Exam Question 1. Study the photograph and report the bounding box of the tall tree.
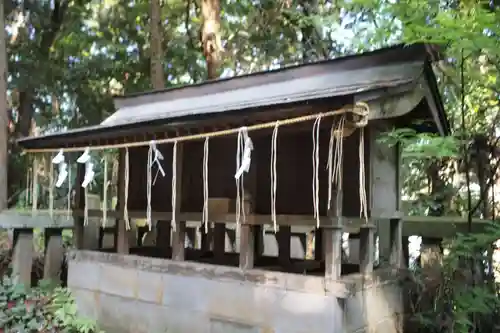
[0,0,7,211]
[201,0,222,79]
[150,0,165,89]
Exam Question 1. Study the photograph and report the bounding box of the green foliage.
[0,276,102,333]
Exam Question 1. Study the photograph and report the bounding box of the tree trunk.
[201,0,222,79]
[150,0,165,90]
[0,0,8,211]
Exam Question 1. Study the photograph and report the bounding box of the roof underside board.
[101,62,424,128]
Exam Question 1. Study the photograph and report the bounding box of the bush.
[0,276,102,333]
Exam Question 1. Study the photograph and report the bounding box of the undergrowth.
[406,221,500,333]
[0,277,102,333]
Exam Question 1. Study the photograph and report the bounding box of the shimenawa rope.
[312,115,322,227]
[270,121,279,232]
[171,141,178,231]
[202,137,209,233]
[124,148,130,230]
[23,103,369,154]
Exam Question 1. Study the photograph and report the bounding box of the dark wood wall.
[125,124,370,218]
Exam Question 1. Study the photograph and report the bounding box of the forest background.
[0,0,498,332]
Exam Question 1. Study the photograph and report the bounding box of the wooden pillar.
[43,228,64,283]
[239,224,255,270]
[171,143,185,261]
[12,228,34,286]
[369,122,401,264]
[186,226,196,248]
[277,225,291,267]
[116,149,129,254]
[172,222,186,260]
[389,218,403,268]
[324,225,343,280]
[359,225,375,275]
[314,228,323,260]
[213,223,226,259]
[402,236,410,267]
[201,224,213,253]
[73,163,85,249]
[325,133,344,280]
[156,220,171,257]
[254,225,264,260]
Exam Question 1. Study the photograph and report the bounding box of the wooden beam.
[0,208,492,238]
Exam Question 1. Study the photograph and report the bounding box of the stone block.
[71,287,99,319]
[210,318,259,333]
[99,264,138,298]
[68,261,101,290]
[136,270,163,304]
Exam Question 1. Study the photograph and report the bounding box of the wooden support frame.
[239,224,255,270]
[171,142,185,261]
[389,218,403,268]
[116,149,129,254]
[359,225,375,275]
[324,225,343,280]
[73,163,85,249]
[156,220,172,256]
[43,228,64,283]
[277,225,291,268]
[12,228,34,286]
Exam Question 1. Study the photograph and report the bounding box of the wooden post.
[389,218,403,268]
[43,228,64,283]
[254,225,264,259]
[171,143,185,261]
[369,122,401,265]
[186,226,196,248]
[12,228,34,286]
[277,225,291,268]
[325,134,344,280]
[213,223,226,259]
[314,227,323,260]
[402,236,409,267]
[116,149,129,254]
[73,163,85,249]
[172,222,186,261]
[156,220,172,257]
[239,224,254,270]
[359,225,375,275]
[324,225,343,280]
[201,224,213,253]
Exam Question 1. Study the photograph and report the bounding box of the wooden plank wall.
[125,125,369,218]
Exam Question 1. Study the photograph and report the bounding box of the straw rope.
[48,155,54,218]
[171,141,178,231]
[312,115,322,227]
[102,155,108,227]
[23,103,369,154]
[270,121,279,232]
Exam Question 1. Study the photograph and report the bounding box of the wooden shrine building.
[16,43,449,333]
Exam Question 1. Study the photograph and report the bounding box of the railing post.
[12,228,34,286]
[389,218,403,268]
[325,225,343,280]
[359,225,375,275]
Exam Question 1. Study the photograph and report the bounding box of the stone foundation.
[67,250,402,333]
